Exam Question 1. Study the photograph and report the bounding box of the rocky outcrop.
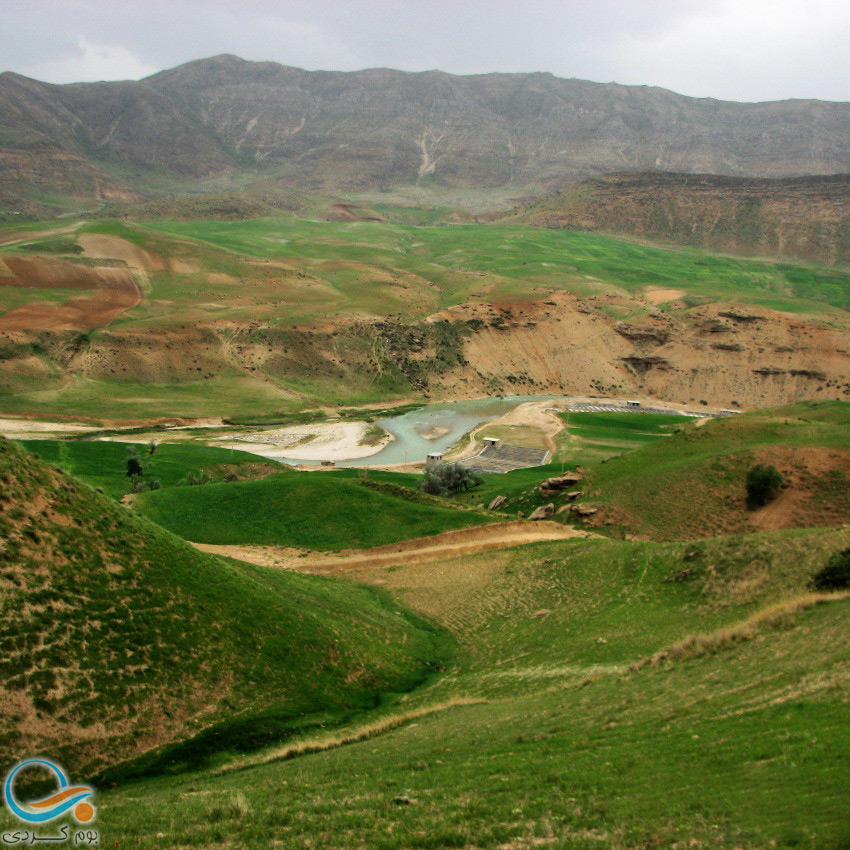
[540,474,582,492]
[528,503,555,521]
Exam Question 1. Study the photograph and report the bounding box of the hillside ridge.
[3,55,850,212]
[523,171,850,266]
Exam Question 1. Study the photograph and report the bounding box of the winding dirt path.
[192,520,592,574]
[0,222,86,247]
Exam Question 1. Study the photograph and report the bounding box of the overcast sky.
[2,0,848,102]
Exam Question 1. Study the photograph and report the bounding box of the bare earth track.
[193,520,592,573]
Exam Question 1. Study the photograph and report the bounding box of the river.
[285,394,553,467]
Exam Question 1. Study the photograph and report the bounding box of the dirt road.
[192,520,592,574]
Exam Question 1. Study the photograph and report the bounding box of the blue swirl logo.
[3,759,95,824]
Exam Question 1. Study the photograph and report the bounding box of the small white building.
[426,452,444,466]
[483,437,500,446]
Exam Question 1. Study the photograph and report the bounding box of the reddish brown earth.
[326,203,385,222]
[0,256,140,332]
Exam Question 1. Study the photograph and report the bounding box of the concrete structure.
[466,442,550,474]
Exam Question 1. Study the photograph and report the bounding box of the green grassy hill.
[3,214,850,421]
[0,439,447,777]
[133,469,496,550]
[48,519,850,848]
[579,401,850,539]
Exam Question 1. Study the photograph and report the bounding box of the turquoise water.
[284,395,554,467]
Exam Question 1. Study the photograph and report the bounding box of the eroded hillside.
[2,218,850,420]
[523,171,850,266]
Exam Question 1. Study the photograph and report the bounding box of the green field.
[559,410,688,464]
[21,438,282,499]
[6,216,849,329]
[134,470,496,550]
[142,216,850,315]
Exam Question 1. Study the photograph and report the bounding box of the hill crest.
[3,55,850,213]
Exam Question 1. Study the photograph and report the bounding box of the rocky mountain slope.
[523,171,850,266]
[2,54,850,212]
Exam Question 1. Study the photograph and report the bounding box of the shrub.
[184,470,213,486]
[811,548,850,590]
[420,463,483,497]
[745,463,783,508]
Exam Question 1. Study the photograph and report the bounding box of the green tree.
[126,446,145,479]
[745,463,783,508]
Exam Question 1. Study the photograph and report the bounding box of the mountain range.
[2,53,850,213]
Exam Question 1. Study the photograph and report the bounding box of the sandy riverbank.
[0,418,97,439]
[215,421,394,461]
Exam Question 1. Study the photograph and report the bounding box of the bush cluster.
[811,548,850,590]
[420,463,483,497]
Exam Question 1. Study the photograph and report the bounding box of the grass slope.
[582,401,850,539]
[134,470,496,549]
[3,215,850,421]
[51,521,850,848]
[146,217,850,315]
[0,439,446,777]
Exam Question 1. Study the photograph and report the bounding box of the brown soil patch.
[0,256,101,290]
[0,256,141,332]
[749,446,850,531]
[193,520,592,573]
[77,233,165,274]
[326,203,385,222]
[644,286,685,304]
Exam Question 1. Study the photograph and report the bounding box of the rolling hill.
[0,438,446,777]
[12,495,848,847]
[3,216,850,423]
[579,400,850,539]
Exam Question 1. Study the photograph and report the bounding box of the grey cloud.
[1,0,847,102]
